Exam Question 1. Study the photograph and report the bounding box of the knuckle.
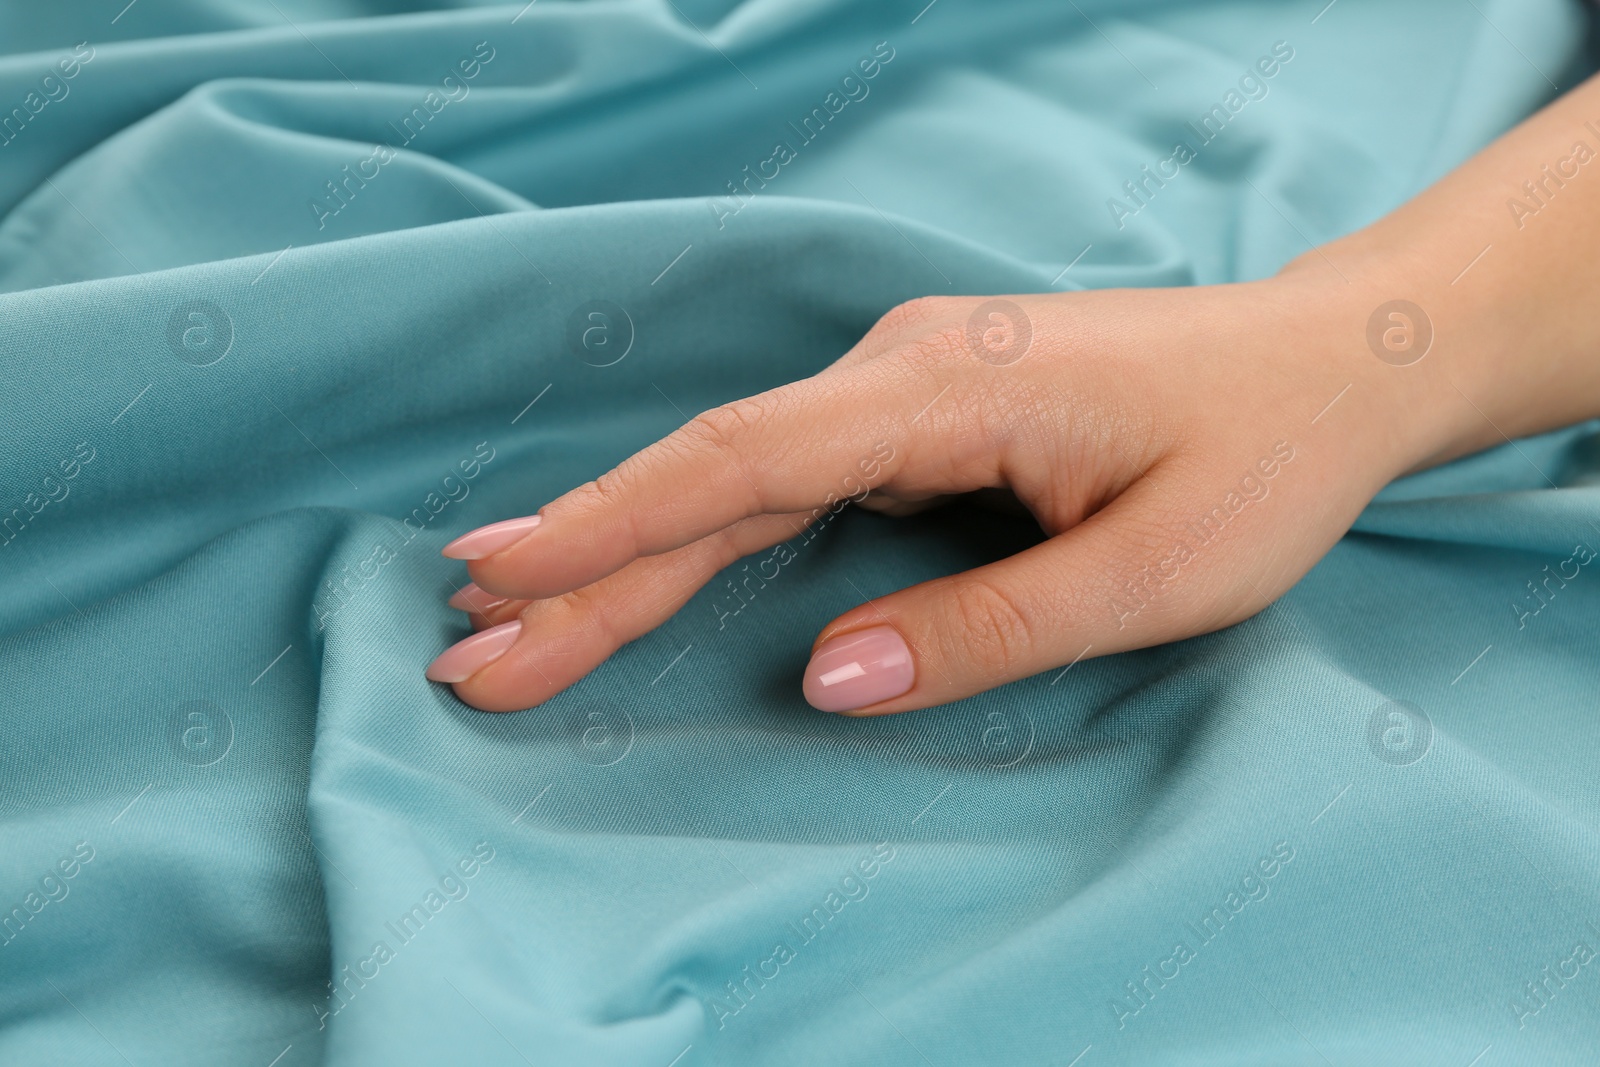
[683,396,767,455]
[566,585,623,650]
[711,521,760,568]
[562,468,645,555]
[871,295,947,338]
[576,467,631,517]
[678,397,771,509]
[533,584,622,653]
[945,577,1036,674]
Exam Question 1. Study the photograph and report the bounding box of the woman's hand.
[427,64,1600,714]
[426,266,1454,714]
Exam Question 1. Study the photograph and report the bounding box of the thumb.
[802,478,1228,714]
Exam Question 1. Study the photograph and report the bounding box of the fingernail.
[803,625,915,713]
[447,582,510,614]
[441,515,542,560]
[426,620,522,683]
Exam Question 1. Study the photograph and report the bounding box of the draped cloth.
[2,0,1598,1062]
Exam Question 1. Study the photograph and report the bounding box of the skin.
[440,69,1600,715]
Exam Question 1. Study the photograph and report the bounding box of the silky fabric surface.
[3,0,1599,1063]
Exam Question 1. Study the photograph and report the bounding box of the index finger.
[453,351,993,601]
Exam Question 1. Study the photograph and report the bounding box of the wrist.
[1270,217,1600,481]
[1266,251,1479,484]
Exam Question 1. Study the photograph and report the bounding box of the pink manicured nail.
[803,625,915,713]
[441,515,542,560]
[447,582,510,614]
[426,620,522,683]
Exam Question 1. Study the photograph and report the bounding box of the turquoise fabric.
[3,0,1599,1063]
